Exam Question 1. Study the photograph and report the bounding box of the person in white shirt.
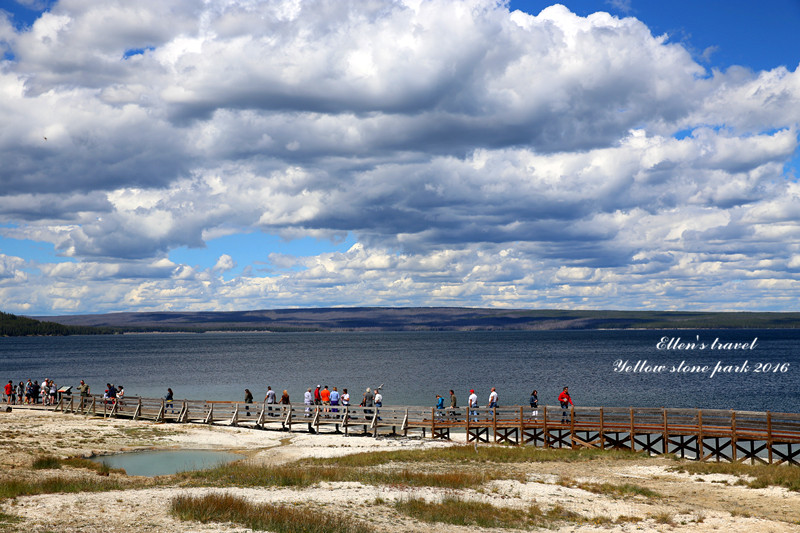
[488,387,498,408]
[468,389,478,421]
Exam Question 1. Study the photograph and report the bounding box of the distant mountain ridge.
[32,307,800,332]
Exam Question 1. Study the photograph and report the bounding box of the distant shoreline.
[27,307,800,334]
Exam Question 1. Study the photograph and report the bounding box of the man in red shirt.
[558,386,573,423]
[4,380,13,405]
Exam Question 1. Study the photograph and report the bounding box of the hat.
[470,389,474,393]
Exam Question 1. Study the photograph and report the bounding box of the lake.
[1,329,798,412]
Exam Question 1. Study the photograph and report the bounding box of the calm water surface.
[1,330,798,412]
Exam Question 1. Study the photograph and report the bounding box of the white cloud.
[0,0,798,314]
[213,253,235,272]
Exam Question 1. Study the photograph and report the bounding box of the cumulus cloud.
[0,0,798,314]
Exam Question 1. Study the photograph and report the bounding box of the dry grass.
[179,460,517,489]
[670,461,800,492]
[170,492,375,533]
[306,444,649,467]
[394,496,622,528]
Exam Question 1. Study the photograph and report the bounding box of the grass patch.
[394,497,614,528]
[670,461,800,492]
[0,476,127,500]
[305,445,649,468]
[170,492,374,533]
[0,511,21,527]
[30,455,124,475]
[577,482,661,499]
[179,460,515,489]
[31,455,62,470]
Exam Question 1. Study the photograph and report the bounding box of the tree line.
[0,311,119,336]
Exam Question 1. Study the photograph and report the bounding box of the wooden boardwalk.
[47,395,800,466]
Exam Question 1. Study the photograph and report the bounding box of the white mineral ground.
[1,407,799,532]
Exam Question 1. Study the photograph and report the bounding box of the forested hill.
[0,311,119,336]
[30,307,800,332]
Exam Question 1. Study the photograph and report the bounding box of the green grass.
[29,455,124,475]
[0,476,127,500]
[170,492,374,533]
[670,461,800,492]
[0,511,21,527]
[31,455,62,470]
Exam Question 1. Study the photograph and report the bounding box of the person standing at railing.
[374,387,383,420]
[77,380,90,408]
[468,389,478,421]
[330,387,340,413]
[436,394,444,409]
[488,387,498,409]
[530,390,539,418]
[49,380,57,406]
[321,385,331,415]
[244,388,253,416]
[313,385,322,405]
[165,388,174,413]
[304,388,313,417]
[559,386,573,423]
[116,385,125,406]
[265,386,276,416]
[341,388,350,406]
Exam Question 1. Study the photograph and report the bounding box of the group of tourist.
[247,384,385,411]
[3,378,59,406]
[5,378,575,423]
[435,386,574,422]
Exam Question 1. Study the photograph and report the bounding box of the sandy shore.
[1,407,799,532]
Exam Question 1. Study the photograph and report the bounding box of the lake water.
[1,329,798,413]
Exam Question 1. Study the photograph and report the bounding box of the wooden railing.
[47,394,800,465]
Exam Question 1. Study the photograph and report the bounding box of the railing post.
[230,403,239,426]
[570,406,576,449]
[543,405,549,448]
[431,407,436,439]
[599,407,605,450]
[493,407,498,443]
[519,406,524,447]
[730,410,737,463]
[629,408,635,452]
[663,408,669,456]
[767,411,773,464]
[697,409,704,461]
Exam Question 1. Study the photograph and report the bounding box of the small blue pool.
[90,449,241,476]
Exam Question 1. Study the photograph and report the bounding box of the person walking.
[304,388,314,417]
[265,386,276,416]
[488,387,498,409]
[468,389,478,421]
[558,386,573,423]
[4,380,13,405]
[530,389,539,417]
[165,388,174,413]
[244,388,253,416]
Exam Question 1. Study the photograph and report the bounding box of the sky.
[0,0,799,316]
